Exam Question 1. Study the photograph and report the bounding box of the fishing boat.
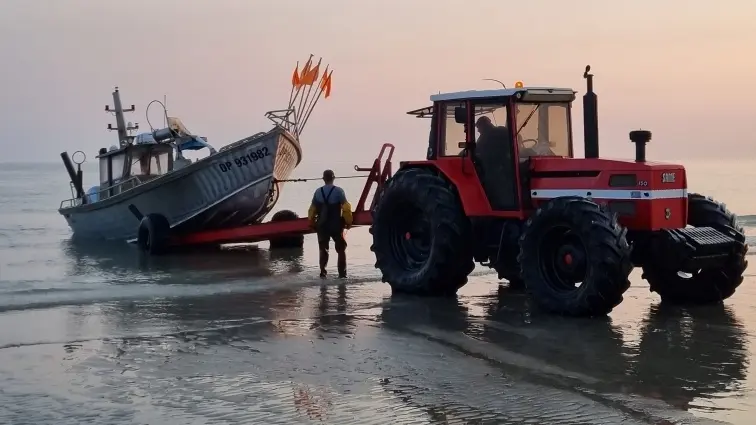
[59,55,334,243]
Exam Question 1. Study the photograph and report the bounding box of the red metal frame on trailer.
[173,143,395,247]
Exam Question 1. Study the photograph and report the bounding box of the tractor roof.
[430,87,575,102]
[407,87,577,117]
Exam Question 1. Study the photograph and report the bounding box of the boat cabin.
[95,142,174,200]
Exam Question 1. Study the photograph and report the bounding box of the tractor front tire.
[370,168,475,296]
[518,197,633,316]
[642,193,748,304]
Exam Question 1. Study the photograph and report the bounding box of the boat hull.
[59,127,301,242]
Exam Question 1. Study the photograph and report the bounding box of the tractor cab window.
[442,102,466,156]
[471,102,513,163]
[472,103,509,142]
[515,102,571,158]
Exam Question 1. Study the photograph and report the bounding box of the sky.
[1,0,755,172]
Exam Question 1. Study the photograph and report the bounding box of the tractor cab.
[407,84,577,211]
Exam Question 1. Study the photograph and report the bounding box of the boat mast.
[105,87,139,147]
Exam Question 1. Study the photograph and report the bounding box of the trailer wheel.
[642,193,748,304]
[268,209,305,249]
[137,213,171,255]
[370,168,475,296]
[518,197,633,316]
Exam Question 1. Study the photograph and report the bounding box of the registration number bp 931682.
[218,147,271,173]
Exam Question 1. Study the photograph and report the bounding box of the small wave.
[738,214,756,227]
[0,274,383,314]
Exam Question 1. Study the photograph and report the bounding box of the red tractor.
[369,65,748,317]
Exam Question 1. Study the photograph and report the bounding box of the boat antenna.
[482,78,507,88]
[145,99,169,133]
[105,86,139,146]
[163,94,167,128]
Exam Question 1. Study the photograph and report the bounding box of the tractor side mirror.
[454,107,467,124]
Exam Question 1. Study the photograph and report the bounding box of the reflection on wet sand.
[630,304,748,411]
[379,286,749,420]
[314,284,356,337]
[61,239,306,282]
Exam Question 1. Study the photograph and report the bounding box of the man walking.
[308,169,353,278]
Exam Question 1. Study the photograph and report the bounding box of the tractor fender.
[395,159,492,216]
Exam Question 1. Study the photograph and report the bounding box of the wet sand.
[0,234,753,424]
[2,162,756,424]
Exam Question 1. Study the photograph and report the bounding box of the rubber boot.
[319,248,329,278]
[337,250,347,278]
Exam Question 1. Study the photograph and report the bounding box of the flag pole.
[300,70,331,134]
[290,54,314,133]
[296,57,322,135]
[300,64,328,129]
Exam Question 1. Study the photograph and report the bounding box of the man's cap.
[323,169,335,180]
[476,116,492,126]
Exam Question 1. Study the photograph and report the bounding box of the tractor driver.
[473,115,517,208]
[474,116,513,163]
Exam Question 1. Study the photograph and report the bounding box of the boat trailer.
[134,143,395,254]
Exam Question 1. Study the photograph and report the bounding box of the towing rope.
[274,174,369,183]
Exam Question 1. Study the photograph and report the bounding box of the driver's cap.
[476,116,492,126]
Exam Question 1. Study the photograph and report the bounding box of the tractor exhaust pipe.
[582,65,599,159]
[629,130,651,162]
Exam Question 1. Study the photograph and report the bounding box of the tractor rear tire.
[370,168,475,296]
[518,197,633,316]
[642,193,748,304]
[268,209,305,249]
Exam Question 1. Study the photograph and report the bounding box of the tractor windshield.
[515,102,571,158]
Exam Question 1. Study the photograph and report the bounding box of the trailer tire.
[268,209,305,249]
[370,168,474,296]
[642,193,748,304]
[137,213,171,255]
[518,197,633,316]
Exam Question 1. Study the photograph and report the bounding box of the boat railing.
[60,175,145,209]
[219,131,268,153]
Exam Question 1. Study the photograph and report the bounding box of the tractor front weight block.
[651,226,743,273]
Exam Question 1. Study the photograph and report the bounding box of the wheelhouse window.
[101,152,127,182]
[99,157,109,185]
[441,102,466,156]
[514,102,572,158]
[130,149,171,178]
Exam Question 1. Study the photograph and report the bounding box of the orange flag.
[320,71,332,98]
[300,59,312,84]
[300,63,320,86]
[291,64,300,86]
